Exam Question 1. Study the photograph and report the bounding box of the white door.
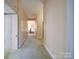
[4,14,18,49]
[11,14,18,49]
[4,15,12,49]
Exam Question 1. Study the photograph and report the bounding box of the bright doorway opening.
[27,20,37,36]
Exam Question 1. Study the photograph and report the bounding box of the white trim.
[44,44,56,59]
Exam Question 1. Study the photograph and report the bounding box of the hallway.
[8,35,52,59]
[4,0,74,59]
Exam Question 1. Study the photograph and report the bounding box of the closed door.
[4,15,12,49]
[4,14,18,49]
[11,15,18,49]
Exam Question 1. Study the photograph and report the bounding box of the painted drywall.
[36,3,43,41]
[5,0,18,12]
[4,3,15,13]
[18,1,28,48]
[66,0,74,59]
[44,0,67,59]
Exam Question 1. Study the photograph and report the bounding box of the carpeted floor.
[8,35,52,59]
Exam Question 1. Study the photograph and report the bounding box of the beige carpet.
[5,35,52,59]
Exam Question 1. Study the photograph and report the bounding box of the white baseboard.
[44,44,56,59]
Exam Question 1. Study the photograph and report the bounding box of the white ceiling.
[21,0,43,17]
[4,0,43,17]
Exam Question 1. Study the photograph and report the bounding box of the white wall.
[66,0,74,59]
[36,3,43,40]
[44,0,73,59]
[44,0,67,59]
[4,3,15,13]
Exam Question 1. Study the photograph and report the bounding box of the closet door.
[4,15,12,49]
[4,14,18,49]
[11,14,18,49]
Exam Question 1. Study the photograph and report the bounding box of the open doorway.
[27,20,37,36]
